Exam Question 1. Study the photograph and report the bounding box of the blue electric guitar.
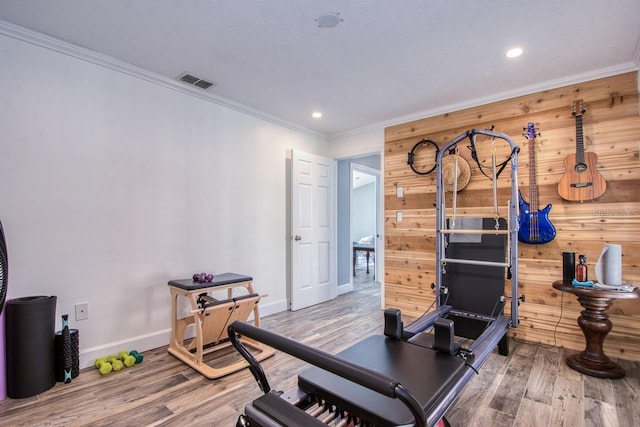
[518,123,556,244]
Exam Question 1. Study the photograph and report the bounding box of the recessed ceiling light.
[312,112,322,118]
[316,12,343,28]
[506,47,523,58]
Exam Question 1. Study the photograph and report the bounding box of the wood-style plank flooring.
[1,271,638,426]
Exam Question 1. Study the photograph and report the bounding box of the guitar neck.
[575,114,585,163]
[528,135,538,211]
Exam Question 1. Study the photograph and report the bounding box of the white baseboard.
[337,282,353,295]
[79,298,290,369]
[259,298,288,317]
[79,329,171,369]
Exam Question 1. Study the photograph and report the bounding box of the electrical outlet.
[75,302,89,321]
[396,186,404,198]
[396,211,403,222]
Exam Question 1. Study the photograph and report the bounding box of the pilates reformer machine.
[229,129,522,426]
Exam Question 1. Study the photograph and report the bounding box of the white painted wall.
[328,128,384,160]
[0,33,328,367]
[351,182,377,243]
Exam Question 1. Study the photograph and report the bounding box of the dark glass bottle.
[576,255,588,282]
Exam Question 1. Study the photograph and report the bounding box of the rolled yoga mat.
[0,311,5,401]
[6,295,57,399]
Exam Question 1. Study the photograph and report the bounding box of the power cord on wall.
[553,291,564,348]
[511,291,563,350]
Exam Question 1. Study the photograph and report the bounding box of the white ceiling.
[1,1,639,137]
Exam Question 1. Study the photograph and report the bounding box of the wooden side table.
[552,280,639,379]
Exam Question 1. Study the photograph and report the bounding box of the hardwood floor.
[1,275,638,426]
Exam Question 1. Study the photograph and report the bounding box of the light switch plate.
[75,302,89,321]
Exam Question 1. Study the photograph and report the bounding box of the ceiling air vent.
[178,73,216,90]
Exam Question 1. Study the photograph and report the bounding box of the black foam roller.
[5,295,57,398]
[61,314,72,383]
[55,328,79,381]
[0,220,8,315]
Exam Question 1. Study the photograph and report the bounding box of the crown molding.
[0,19,326,140]
[3,19,635,144]
[331,62,640,141]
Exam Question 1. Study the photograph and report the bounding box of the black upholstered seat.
[168,272,252,290]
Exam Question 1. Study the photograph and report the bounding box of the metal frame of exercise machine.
[405,128,520,340]
[435,128,520,332]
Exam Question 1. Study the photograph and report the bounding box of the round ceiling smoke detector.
[316,12,343,28]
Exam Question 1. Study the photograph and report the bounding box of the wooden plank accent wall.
[384,72,640,361]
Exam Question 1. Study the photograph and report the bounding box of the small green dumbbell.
[99,361,113,375]
[94,357,108,369]
[123,354,136,367]
[129,350,144,364]
[112,359,124,371]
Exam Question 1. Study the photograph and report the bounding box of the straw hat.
[441,155,471,192]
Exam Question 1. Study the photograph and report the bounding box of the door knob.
[294,235,302,241]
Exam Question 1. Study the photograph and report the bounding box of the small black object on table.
[552,280,639,379]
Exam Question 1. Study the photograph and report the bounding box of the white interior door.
[291,150,336,311]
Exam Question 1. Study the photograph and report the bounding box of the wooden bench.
[167,273,274,379]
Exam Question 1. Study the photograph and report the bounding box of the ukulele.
[557,100,607,201]
[518,123,556,244]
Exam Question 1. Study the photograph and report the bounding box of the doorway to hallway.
[336,154,381,299]
[351,165,378,283]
